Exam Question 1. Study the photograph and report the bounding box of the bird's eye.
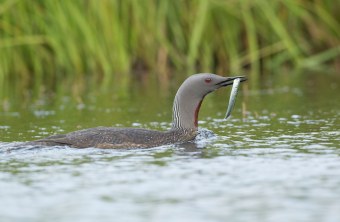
[205,78,212,83]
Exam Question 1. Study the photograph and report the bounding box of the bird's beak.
[215,76,247,87]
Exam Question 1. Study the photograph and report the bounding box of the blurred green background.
[0,0,339,102]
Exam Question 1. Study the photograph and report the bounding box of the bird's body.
[29,73,246,149]
[32,127,197,148]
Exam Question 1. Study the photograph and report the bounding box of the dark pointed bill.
[225,77,243,119]
[216,76,247,87]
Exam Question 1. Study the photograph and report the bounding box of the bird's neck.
[171,91,203,130]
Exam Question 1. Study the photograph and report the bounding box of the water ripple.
[1,112,340,222]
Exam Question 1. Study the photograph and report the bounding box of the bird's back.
[30,127,197,148]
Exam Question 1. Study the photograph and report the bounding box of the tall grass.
[0,0,339,89]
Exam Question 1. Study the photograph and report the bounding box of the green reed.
[0,0,339,89]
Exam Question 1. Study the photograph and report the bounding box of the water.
[1,72,340,222]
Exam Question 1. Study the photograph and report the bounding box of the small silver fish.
[225,78,241,119]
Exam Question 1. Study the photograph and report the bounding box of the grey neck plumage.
[171,82,203,130]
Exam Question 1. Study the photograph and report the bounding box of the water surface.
[1,72,340,222]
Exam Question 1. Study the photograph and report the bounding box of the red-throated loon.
[29,73,246,148]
